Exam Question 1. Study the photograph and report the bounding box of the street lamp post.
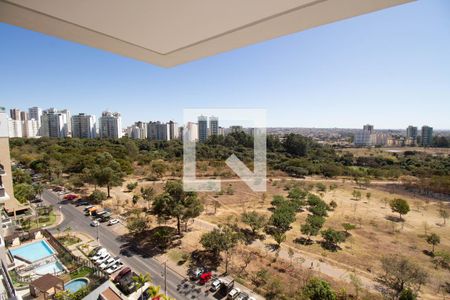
[163,261,167,296]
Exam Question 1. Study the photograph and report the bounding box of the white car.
[106,262,123,274]
[91,249,107,260]
[248,297,256,300]
[236,292,249,300]
[90,220,99,227]
[210,279,222,292]
[96,253,111,265]
[108,219,119,225]
[99,257,116,269]
[228,288,241,299]
[93,252,109,263]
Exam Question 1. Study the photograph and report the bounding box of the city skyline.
[2,105,447,131]
[1,0,449,129]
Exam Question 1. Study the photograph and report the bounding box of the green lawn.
[70,266,94,279]
[57,234,82,247]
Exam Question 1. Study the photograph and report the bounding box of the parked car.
[192,267,204,279]
[64,194,79,200]
[91,249,107,260]
[248,297,256,300]
[108,219,119,225]
[228,288,241,299]
[236,292,249,300]
[210,279,222,292]
[75,200,89,206]
[89,246,102,257]
[90,220,99,227]
[83,205,94,211]
[113,267,131,282]
[100,257,118,269]
[106,262,124,274]
[96,253,111,265]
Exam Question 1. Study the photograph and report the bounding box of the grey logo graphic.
[183,109,267,192]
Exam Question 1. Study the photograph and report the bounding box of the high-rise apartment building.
[209,116,219,136]
[7,119,22,138]
[406,126,418,140]
[354,124,374,146]
[198,115,208,143]
[9,108,21,121]
[22,119,39,138]
[421,125,433,147]
[168,121,179,140]
[71,113,97,138]
[20,111,28,121]
[147,121,170,141]
[406,125,418,146]
[0,108,14,205]
[98,111,122,139]
[29,106,43,134]
[40,108,69,138]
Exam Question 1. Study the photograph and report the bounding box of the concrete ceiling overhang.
[0,0,412,67]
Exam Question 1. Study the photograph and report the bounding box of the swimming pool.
[35,261,65,275]
[65,278,89,293]
[9,240,56,263]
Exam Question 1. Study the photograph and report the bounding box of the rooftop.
[0,0,412,67]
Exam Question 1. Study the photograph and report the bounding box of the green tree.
[33,183,45,199]
[241,211,267,235]
[390,198,410,221]
[399,288,417,300]
[321,228,345,251]
[200,225,240,273]
[152,181,203,235]
[341,223,356,235]
[352,190,362,201]
[302,278,336,300]
[141,186,155,210]
[132,273,152,300]
[301,215,325,241]
[127,181,138,192]
[14,183,36,203]
[271,195,286,208]
[93,152,125,198]
[12,168,32,184]
[269,204,296,232]
[88,190,107,204]
[127,216,149,235]
[271,230,286,248]
[426,233,440,254]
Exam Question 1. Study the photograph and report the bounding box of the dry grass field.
[80,174,449,299]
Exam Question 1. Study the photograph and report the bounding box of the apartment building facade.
[98,111,122,139]
[71,113,97,138]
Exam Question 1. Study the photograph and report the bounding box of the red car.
[113,267,131,282]
[199,272,212,285]
[63,194,79,200]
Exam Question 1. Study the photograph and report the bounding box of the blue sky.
[1,0,449,129]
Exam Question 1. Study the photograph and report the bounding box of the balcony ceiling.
[0,0,412,67]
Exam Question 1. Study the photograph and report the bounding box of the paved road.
[42,189,212,300]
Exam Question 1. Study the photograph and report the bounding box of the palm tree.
[33,183,45,200]
[132,273,152,300]
[146,285,163,299]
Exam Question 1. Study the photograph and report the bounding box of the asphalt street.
[42,189,213,300]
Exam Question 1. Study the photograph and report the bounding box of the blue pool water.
[65,278,89,293]
[35,261,65,275]
[9,240,55,263]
